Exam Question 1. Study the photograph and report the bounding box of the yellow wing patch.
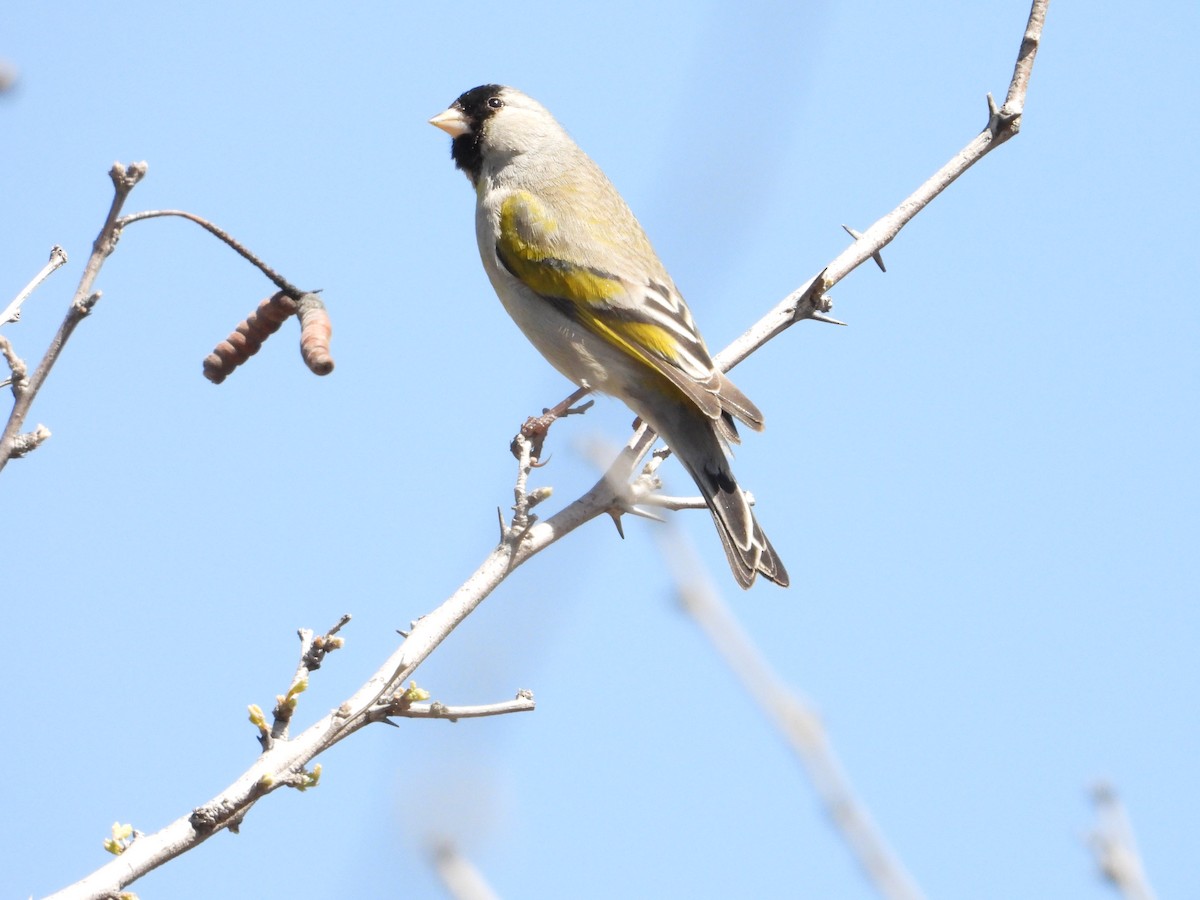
[497,192,624,305]
[497,190,706,404]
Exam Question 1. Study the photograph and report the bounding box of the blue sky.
[3,2,1197,898]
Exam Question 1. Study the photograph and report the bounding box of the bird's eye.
[487,96,504,109]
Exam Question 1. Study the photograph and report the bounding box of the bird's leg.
[511,386,594,463]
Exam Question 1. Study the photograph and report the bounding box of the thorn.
[811,310,848,327]
[841,224,886,272]
[496,507,506,541]
[623,505,666,523]
[986,91,1000,118]
[380,717,400,728]
[396,628,409,638]
[608,509,626,539]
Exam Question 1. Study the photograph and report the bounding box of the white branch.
[0,245,68,328]
[388,693,536,722]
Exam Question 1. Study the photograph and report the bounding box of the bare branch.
[0,163,146,472]
[6,424,51,458]
[0,245,68,327]
[1003,0,1049,117]
[1088,782,1158,900]
[715,0,1048,374]
[268,614,351,744]
[385,691,536,722]
[0,333,26,389]
[637,492,717,511]
[662,529,925,900]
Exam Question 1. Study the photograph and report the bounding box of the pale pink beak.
[429,107,469,138]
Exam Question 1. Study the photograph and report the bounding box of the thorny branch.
[44,3,1048,896]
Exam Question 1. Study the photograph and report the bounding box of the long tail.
[670,426,789,589]
[707,497,789,589]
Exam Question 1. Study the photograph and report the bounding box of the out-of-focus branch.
[662,529,925,900]
[0,59,17,93]
[1088,782,1158,900]
[430,839,502,900]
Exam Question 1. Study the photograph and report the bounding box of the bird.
[430,85,788,588]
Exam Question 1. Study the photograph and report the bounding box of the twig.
[268,614,351,744]
[384,692,536,723]
[116,209,303,297]
[662,528,925,900]
[1088,782,1158,900]
[0,163,146,473]
[0,333,26,390]
[0,168,333,469]
[507,433,540,534]
[0,245,68,327]
[636,492,716,511]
